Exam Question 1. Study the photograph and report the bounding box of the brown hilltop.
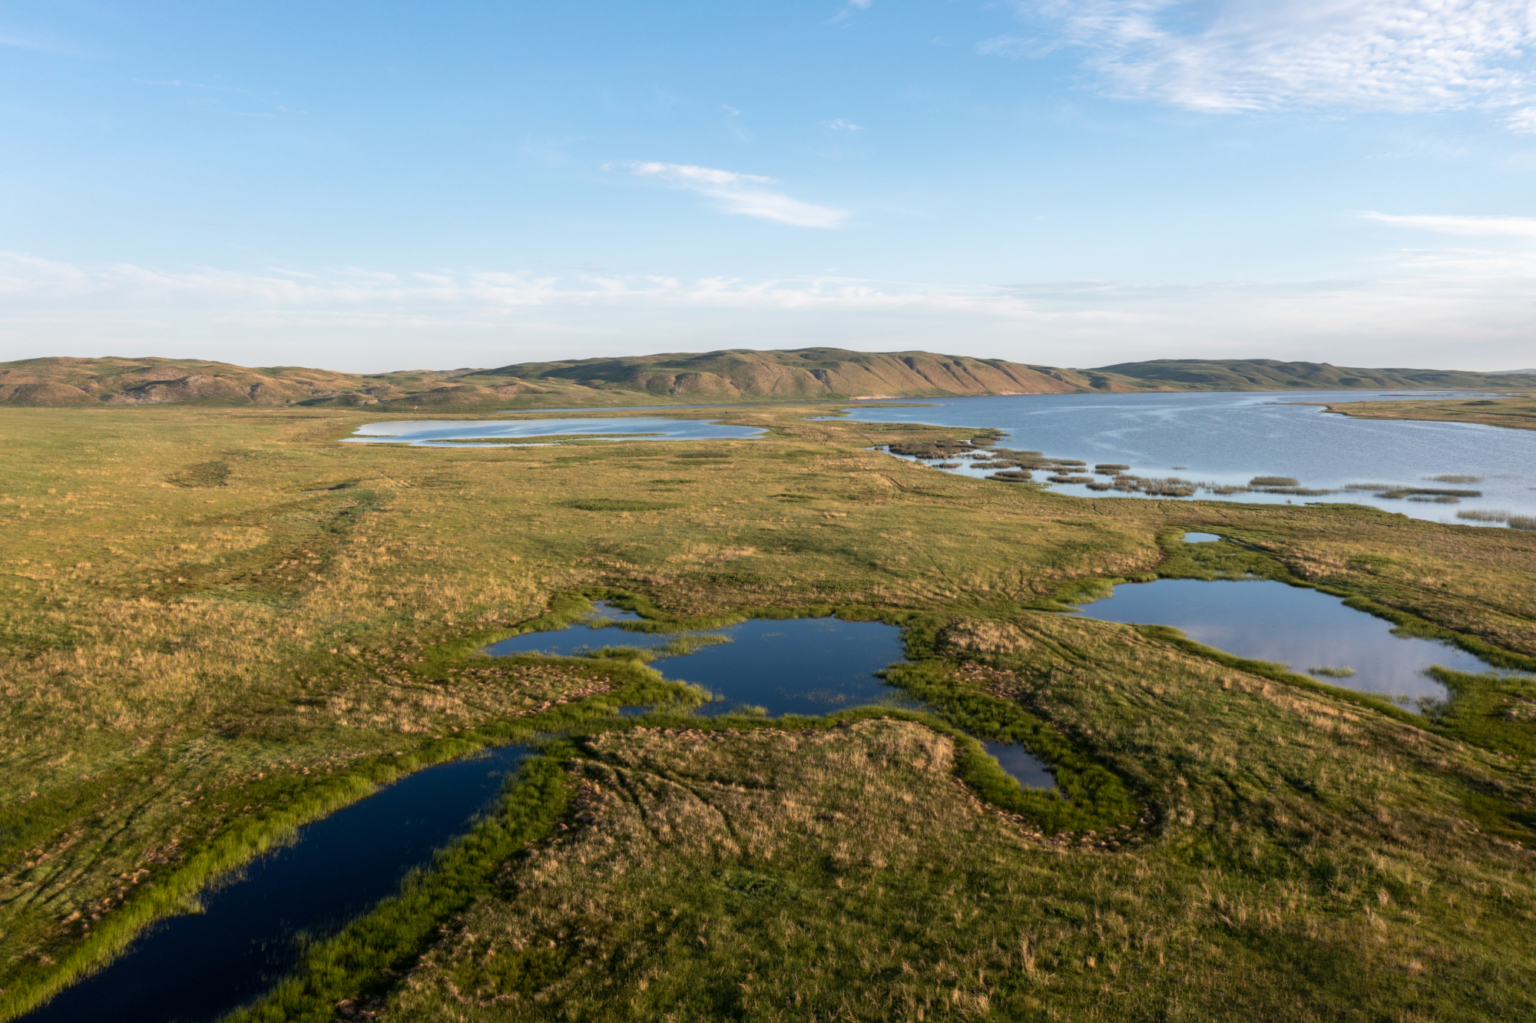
[2,351,1530,408]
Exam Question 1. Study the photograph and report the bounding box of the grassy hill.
[3,351,1532,408]
[1093,358,1536,392]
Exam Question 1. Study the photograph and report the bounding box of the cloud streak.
[1361,211,1536,238]
[620,162,849,228]
[1010,0,1536,118]
[1,239,1532,371]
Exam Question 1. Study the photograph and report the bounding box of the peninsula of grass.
[2,402,1536,1019]
[1321,393,1536,431]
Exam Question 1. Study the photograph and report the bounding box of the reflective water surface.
[23,745,528,1023]
[1077,579,1514,702]
[493,609,915,718]
[493,606,1056,786]
[835,391,1536,525]
[1183,532,1221,543]
[343,416,764,447]
[984,742,1057,789]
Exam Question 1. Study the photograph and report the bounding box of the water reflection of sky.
[342,416,764,447]
[1078,579,1516,702]
[492,609,915,718]
[491,605,1055,786]
[834,390,1536,526]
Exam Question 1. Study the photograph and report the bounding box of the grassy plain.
[1321,394,1536,431]
[2,403,1535,1020]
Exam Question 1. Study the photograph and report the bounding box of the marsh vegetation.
[3,403,1536,1020]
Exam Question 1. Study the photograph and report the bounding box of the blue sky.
[3,1,1535,372]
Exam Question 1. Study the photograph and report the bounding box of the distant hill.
[482,348,1118,399]
[2,351,1532,409]
[1091,358,1536,392]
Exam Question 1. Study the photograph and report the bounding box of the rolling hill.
[1,351,1531,408]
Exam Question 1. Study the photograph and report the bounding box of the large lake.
[343,416,764,447]
[835,391,1536,525]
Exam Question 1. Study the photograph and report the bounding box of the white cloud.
[1505,106,1536,132]
[1,238,1532,371]
[1014,0,1536,117]
[821,118,863,131]
[1360,211,1536,238]
[619,161,848,228]
[831,0,874,24]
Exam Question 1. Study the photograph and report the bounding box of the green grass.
[2,403,1535,1019]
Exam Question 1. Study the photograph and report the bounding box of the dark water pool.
[984,742,1056,789]
[494,607,1055,785]
[1078,579,1511,703]
[23,745,528,1023]
[494,609,917,718]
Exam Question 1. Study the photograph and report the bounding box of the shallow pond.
[834,391,1536,526]
[23,745,528,1023]
[493,606,1056,786]
[493,609,916,718]
[1077,579,1512,703]
[343,416,764,447]
[1183,532,1221,543]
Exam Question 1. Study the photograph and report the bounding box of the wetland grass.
[4,403,1536,1019]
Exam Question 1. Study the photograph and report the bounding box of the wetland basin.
[29,611,1058,1018]
[1077,579,1513,703]
[343,416,764,447]
[23,745,529,1023]
[835,391,1536,526]
[492,609,916,719]
[493,606,1056,786]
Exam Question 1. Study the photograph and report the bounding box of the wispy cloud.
[2,244,1534,372]
[821,118,863,131]
[1007,0,1536,119]
[618,162,849,228]
[832,0,874,24]
[1360,211,1536,238]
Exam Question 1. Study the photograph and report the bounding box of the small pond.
[343,416,764,447]
[1183,532,1221,543]
[23,745,528,1023]
[492,606,1057,787]
[1078,579,1511,703]
[492,608,916,718]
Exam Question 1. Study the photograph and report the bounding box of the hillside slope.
[2,351,1531,408]
[1093,358,1536,392]
[482,348,1122,399]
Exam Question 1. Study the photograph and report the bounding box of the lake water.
[492,606,1056,786]
[1076,578,1513,703]
[22,745,528,1023]
[342,416,764,447]
[834,391,1536,526]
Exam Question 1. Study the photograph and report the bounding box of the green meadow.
[2,403,1534,1020]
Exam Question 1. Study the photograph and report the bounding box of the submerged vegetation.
[2,402,1536,1020]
